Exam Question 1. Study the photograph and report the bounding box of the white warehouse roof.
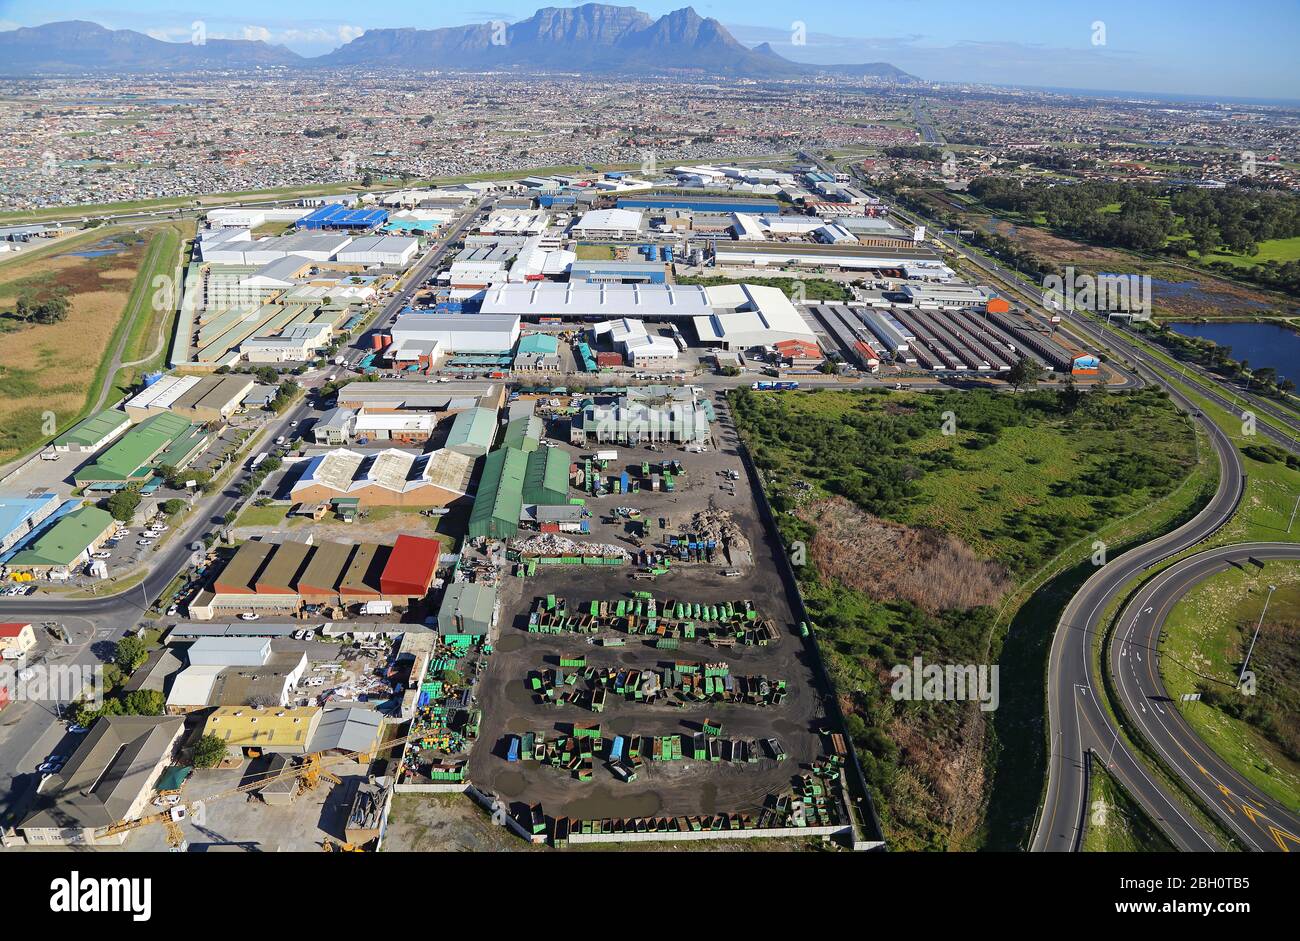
[694,284,818,349]
[480,281,711,319]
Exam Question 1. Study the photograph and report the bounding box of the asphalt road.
[1109,542,1300,852]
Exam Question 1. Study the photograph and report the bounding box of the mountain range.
[0,5,917,81]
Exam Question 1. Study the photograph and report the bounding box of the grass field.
[1083,761,1178,852]
[1157,562,1300,812]
[573,244,616,261]
[1197,236,1300,268]
[0,223,182,463]
[731,385,1203,850]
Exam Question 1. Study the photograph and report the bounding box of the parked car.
[66,724,88,735]
[240,612,261,621]
[92,551,112,560]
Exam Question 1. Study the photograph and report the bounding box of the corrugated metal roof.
[298,542,354,595]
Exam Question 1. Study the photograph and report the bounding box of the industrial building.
[571,208,645,240]
[568,386,713,447]
[73,412,207,488]
[189,534,443,618]
[479,281,712,321]
[693,284,818,350]
[291,448,475,507]
[166,638,309,712]
[444,406,499,457]
[501,400,544,452]
[51,409,132,453]
[6,505,116,576]
[617,195,781,214]
[0,493,62,554]
[569,260,668,284]
[333,379,506,414]
[468,445,572,540]
[295,204,389,231]
[0,622,36,658]
[709,240,940,271]
[123,374,255,423]
[204,706,322,757]
[512,333,561,372]
[17,716,185,846]
[590,318,679,366]
[334,235,419,266]
[387,312,521,357]
[437,581,498,636]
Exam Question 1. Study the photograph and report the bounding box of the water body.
[1167,321,1300,382]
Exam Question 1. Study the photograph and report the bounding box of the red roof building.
[379,534,442,599]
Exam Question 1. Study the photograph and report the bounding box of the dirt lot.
[381,792,829,852]
[465,392,843,824]
[124,758,371,852]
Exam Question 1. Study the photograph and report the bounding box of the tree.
[192,734,228,769]
[103,488,141,522]
[122,689,164,716]
[160,498,186,516]
[1007,356,1046,393]
[114,635,149,673]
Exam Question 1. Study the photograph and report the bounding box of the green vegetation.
[103,487,142,522]
[1158,562,1300,811]
[1083,760,1178,852]
[191,734,228,769]
[730,385,1201,849]
[675,274,852,302]
[968,177,1300,295]
[114,635,149,673]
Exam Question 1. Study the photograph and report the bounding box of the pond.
[1167,321,1300,383]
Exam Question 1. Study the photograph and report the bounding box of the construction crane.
[94,730,417,845]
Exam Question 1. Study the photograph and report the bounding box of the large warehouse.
[334,235,419,266]
[189,535,442,618]
[73,412,207,487]
[387,312,521,356]
[468,445,572,540]
[571,208,645,240]
[333,379,506,414]
[569,386,713,447]
[291,447,475,508]
[479,281,712,321]
[709,240,941,270]
[124,374,255,423]
[693,284,818,349]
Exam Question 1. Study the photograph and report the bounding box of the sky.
[1,0,1297,100]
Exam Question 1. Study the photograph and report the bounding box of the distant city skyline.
[1,1,1297,99]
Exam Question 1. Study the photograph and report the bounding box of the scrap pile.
[507,724,777,783]
[400,637,488,784]
[665,508,750,564]
[527,658,785,711]
[757,754,848,830]
[528,592,780,647]
[510,533,631,567]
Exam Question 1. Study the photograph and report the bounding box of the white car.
[240,612,261,621]
[92,551,112,560]
[137,539,154,547]
[150,524,169,532]
[166,605,179,617]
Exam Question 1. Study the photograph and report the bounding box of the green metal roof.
[523,446,571,506]
[437,581,497,634]
[9,505,113,567]
[468,447,527,540]
[445,407,497,452]
[75,412,195,483]
[501,414,542,452]
[516,333,558,355]
[53,409,131,448]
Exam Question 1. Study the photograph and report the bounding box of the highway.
[811,148,1300,850]
[1031,364,1243,852]
[1109,542,1300,852]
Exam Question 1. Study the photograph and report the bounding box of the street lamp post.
[1238,584,1277,689]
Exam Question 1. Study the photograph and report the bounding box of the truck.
[251,452,269,469]
[595,449,619,462]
